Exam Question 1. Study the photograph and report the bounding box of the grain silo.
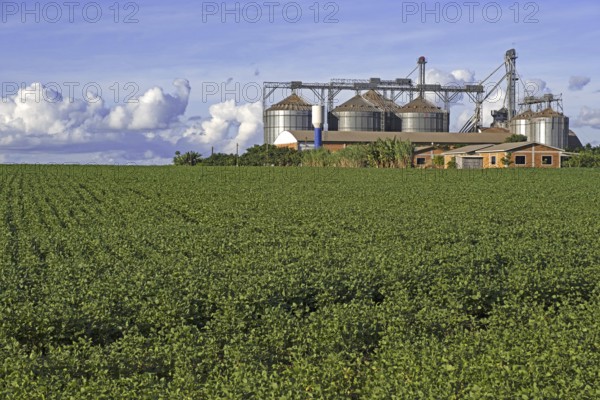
[509,109,535,137]
[530,107,569,148]
[332,94,382,132]
[362,89,402,131]
[263,93,313,144]
[397,96,449,132]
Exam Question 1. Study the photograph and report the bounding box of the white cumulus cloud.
[105,79,190,130]
[523,78,552,96]
[0,80,264,164]
[426,68,476,86]
[573,107,600,129]
[0,83,105,141]
[182,100,263,155]
[422,68,485,130]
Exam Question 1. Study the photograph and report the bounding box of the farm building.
[273,129,513,151]
[413,146,445,168]
[441,142,566,169]
[441,144,495,169]
[274,128,569,168]
[475,142,565,168]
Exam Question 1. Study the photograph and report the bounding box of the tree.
[433,155,445,168]
[504,134,528,143]
[446,157,457,169]
[563,150,600,167]
[200,153,237,166]
[240,144,301,166]
[501,152,513,167]
[173,151,202,166]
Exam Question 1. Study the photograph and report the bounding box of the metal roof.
[481,127,510,133]
[441,144,496,155]
[283,130,512,145]
[398,96,447,113]
[332,94,381,113]
[532,107,565,118]
[362,90,402,112]
[414,145,435,153]
[512,109,535,120]
[476,142,564,153]
[266,93,312,111]
[568,130,583,148]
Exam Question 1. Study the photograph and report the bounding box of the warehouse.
[273,129,513,150]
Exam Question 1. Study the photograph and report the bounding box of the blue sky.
[1,0,599,163]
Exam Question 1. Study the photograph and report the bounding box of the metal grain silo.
[327,112,339,131]
[332,94,382,132]
[263,93,312,144]
[509,109,535,138]
[397,97,449,132]
[530,107,569,148]
[362,90,402,131]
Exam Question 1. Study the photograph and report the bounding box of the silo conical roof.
[333,94,380,113]
[512,109,536,120]
[362,90,402,112]
[266,93,312,111]
[533,107,564,117]
[398,96,446,113]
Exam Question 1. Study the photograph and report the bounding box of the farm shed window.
[416,157,426,165]
[515,156,526,165]
[491,156,496,165]
[542,156,552,165]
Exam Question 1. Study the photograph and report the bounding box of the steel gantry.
[262,50,519,137]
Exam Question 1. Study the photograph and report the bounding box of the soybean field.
[1,165,600,398]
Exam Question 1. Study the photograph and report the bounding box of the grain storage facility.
[263,93,313,145]
[529,108,569,149]
[362,89,403,131]
[331,95,382,132]
[396,96,449,132]
[509,110,535,137]
[263,49,582,154]
[509,94,570,149]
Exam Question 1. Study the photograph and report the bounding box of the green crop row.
[1,166,599,398]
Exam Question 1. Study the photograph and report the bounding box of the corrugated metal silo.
[264,93,313,144]
[327,112,339,131]
[530,107,569,148]
[509,109,535,138]
[332,95,382,132]
[362,90,402,131]
[397,97,449,132]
